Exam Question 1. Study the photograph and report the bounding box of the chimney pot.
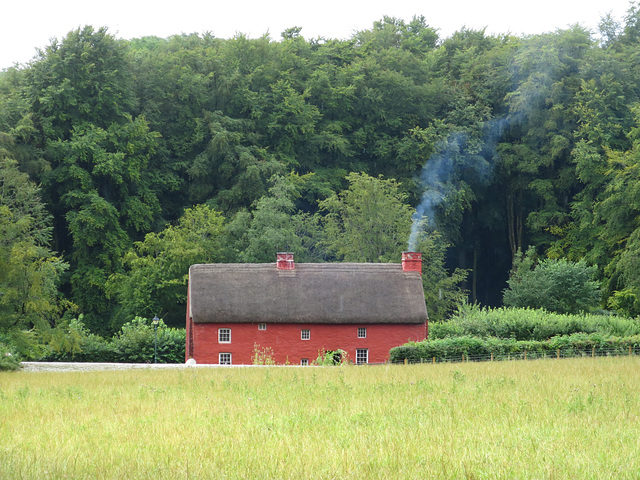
[402,251,422,274]
[276,252,295,270]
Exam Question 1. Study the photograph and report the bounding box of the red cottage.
[185,252,428,365]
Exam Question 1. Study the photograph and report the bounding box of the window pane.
[219,353,232,365]
[218,328,231,343]
[357,327,367,338]
[356,349,368,365]
[301,329,310,340]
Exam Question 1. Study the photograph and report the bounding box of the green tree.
[25,26,163,333]
[414,231,468,322]
[503,248,600,314]
[107,204,226,329]
[237,174,322,263]
[319,172,413,262]
[0,157,68,355]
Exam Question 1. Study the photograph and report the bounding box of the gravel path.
[21,362,207,372]
[20,362,275,372]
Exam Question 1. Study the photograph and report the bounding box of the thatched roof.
[189,263,428,324]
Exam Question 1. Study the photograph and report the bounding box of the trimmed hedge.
[389,334,640,363]
[429,306,640,341]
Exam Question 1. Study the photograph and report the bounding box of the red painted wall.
[189,322,427,365]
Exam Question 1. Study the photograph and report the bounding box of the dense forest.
[3,4,640,345]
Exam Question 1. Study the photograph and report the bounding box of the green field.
[1,358,639,479]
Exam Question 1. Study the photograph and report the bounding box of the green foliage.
[39,315,113,362]
[252,343,276,365]
[0,157,68,340]
[111,317,184,364]
[390,333,640,363]
[414,231,468,322]
[319,172,413,262]
[237,174,323,263]
[8,12,640,340]
[313,349,349,366]
[430,305,640,341]
[0,342,21,371]
[39,316,185,363]
[608,288,640,318]
[503,248,601,314]
[108,204,226,329]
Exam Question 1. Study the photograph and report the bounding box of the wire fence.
[390,345,640,365]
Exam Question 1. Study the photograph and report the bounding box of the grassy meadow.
[1,358,639,479]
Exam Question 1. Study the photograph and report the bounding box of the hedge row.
[429,306,640,341]
[389,333,640,363]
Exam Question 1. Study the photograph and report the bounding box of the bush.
[0,343,21,371]
[503,248,601,314]
[40,315,114,362]
[111,317,185,363]
[39,316,186,363]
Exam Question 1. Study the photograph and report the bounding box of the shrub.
[503,248,601,314]
[39,316,186,363]
[0,343,21,371]
[111,317,185,363]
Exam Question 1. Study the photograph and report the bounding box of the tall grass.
[1,358,639,479]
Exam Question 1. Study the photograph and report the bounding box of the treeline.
[3,5,640,347]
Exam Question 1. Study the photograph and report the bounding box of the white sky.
[1,0,634,70]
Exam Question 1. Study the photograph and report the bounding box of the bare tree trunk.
[472,245,478,303]
[507,193,523,262]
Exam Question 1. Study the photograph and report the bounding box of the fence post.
[592,346,595,358]
[557,348,560,359]
[490,352,494,362]
[524,350,527,361]
[404,358,408,366]
[432,357,435,364]
[629,346,632,357]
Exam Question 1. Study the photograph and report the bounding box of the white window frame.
[357,327,367,338]
[300,358,309,366]
[301,329,310,340]
[219,353,232,365]
[258,323,267,331]
[218,328,231,343]
[356,349,368,365]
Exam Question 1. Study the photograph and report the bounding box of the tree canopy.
[4,6,640,335]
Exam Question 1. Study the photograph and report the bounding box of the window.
[218,328,231,343]
[356,349,368,365]
[258,323,266,331]
[301,329,310,340]
[219,353,232,365]
[357,327,367,338]
[300,358,309,366]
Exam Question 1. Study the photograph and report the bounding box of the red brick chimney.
[276,252,295,270]
[402,251,422,275]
